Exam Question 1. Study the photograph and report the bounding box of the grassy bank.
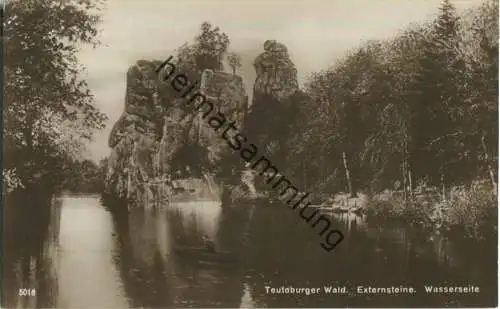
[365,182,497,240]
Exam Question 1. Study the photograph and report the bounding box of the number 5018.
[18,289,36,296]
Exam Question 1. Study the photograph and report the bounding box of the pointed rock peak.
[253,40,298,102]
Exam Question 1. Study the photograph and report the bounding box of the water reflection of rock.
[110,204,175,307]
[108,199,248,307]
[4,196,494,308]
[54,197,128,308]
[168,201,221,246]
[166,201,247,307]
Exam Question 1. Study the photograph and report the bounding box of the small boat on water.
[173,246,240,264]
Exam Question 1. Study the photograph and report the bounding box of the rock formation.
[247,40,300,149]
[106,60,166,206]
[253,40,299,103]
[240,40,300,198]
[106,40,299,207]
[106,59,247,207]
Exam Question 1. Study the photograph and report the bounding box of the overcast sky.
[78,0,481,161]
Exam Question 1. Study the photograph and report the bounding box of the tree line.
[247,0,498,199]
[4,0,497,204]
[3,0,107,197]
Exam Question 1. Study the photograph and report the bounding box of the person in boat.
[202,235,216,253]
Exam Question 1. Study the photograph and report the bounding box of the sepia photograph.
[2,0,498,308]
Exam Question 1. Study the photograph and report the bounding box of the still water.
[2,195,496,308]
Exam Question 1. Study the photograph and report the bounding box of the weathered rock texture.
[106,41,299,207]
[239,40,299,195]
[194,70,248,163]
[253,40,299,103]
[106,59,247,207]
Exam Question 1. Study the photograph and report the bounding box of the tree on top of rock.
[170,22,230,174]
[226,52,242,74]
[194,21,230,72]
[176,22,230,81]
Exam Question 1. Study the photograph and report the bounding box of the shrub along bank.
[364,182,497,240]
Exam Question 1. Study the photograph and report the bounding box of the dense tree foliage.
[282,0,498,196]
[3,0,108,196]
[59,158,108,193]
[173,21,230,83]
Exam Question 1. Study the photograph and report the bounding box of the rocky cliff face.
[225,40,301,202]
[192,70,248,163]
[106,59,247,207]
[233,40,301,199]
[106,60,165,206]
[106,41,299,207]
[253,40,299,103]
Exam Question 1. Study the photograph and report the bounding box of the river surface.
[2,195,497,308]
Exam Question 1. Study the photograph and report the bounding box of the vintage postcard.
[2,0,498,308]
